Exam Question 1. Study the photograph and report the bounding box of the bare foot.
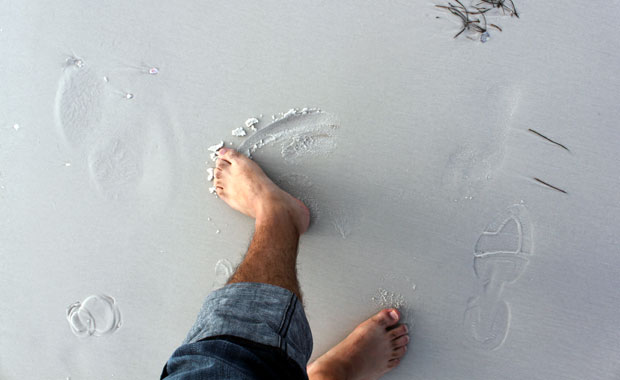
[214,148,310,234]
[307,309,409,380]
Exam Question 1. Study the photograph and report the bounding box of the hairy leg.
[213,148,310,299]
[227,205,303,298]
[212,148,409,379]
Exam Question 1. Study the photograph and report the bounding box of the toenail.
[403,325,408,333]
[389,310,399,321]
[218,148,228,155]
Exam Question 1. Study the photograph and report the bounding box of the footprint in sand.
[88,137,142,200]
[442,85,521,200]
[87,110,180,207]
[130,109,182,208]
[443,143,499,199]
[212,259,233,289]
[54,55,181,208]
[54,62,106,148]
[464,298,510,350]
[66,294,122,337]
[464,204,532,350]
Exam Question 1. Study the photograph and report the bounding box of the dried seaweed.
[436,0,489,38]
[435,0,518,40]
[533,178,567,194]
[477,0,519,18]
[528,129,570,152]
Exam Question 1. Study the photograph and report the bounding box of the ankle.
[256,198,301,231]
[307,358,349,380]
[255,204,297,230]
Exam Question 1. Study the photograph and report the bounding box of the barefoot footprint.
[54,63,105,148]
[56,56,180,209]
[442,85,520,201]
[88,137,142,200]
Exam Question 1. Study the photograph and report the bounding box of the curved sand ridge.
[237,109,339,161]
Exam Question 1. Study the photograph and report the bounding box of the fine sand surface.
[2,1,620,379]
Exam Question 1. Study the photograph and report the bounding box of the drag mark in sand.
[331,214,352,239]
[329,210,358,239]
[237,108,339,163]
[464,204,532,350]
[206,216,221,234]
[54,60,105,148]
[281,133,337,164]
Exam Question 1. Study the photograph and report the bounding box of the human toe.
[216,158,230,170]
[389,324,408,339]
[214,169,226,179]
[217,148,240,162]
[391,346,407,359]
[372,309,401,328]
[214,176,225,188]
[392,334,409,349]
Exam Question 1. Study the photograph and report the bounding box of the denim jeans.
[161,282,313,379]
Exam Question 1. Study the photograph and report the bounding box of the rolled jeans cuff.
[184,282,313,372]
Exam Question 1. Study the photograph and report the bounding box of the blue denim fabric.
[162,282,313,379]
